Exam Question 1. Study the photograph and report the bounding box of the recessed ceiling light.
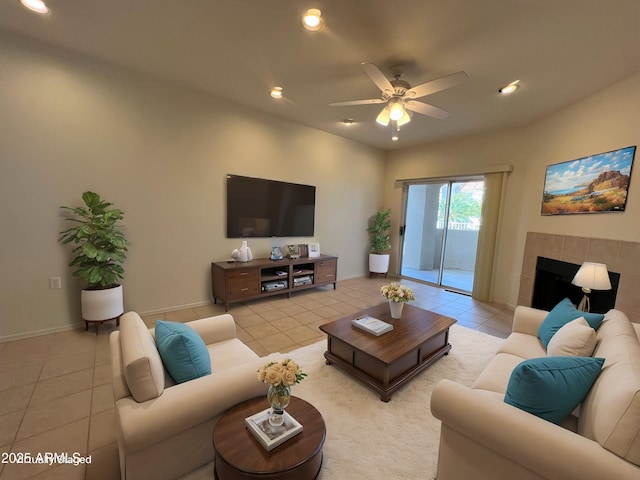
[392,135,399,142]
[342,118,355,126]
[302,9,324,31]
[19,0,50,14]
[499,80,520,94]
[270,87,283,99]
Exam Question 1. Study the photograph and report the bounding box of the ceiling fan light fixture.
[389,100,405,121]
[302,9,324,31]
[396,110,411,127]
[270,86,283,99]
[376,106,390,126]
[19,0,50,14]
[499,80,520,94]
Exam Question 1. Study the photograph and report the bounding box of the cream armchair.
[110,311,278,480]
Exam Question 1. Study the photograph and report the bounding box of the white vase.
[389,299,404,319]
[81,285,124,321]
[238,241,249,262]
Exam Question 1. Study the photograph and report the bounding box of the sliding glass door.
[400,178,484,293]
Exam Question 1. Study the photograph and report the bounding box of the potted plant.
[59,191,128,325]
[367,208,391,276]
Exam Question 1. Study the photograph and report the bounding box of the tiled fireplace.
[518,232,640,323]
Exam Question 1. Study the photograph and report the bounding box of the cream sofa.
[109,311,278,480]
[431,306,640,480]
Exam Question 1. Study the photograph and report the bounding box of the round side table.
[213,396,325,480]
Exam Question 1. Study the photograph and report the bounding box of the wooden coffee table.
[213,396,325,480]
[319,303,457,402]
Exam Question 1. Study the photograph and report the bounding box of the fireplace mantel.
[518,232,640,323]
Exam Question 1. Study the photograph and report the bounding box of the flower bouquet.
[380,281,415,319]
[380,282,415,303]
[258,359,307,426]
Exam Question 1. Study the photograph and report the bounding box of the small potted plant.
[367,208,392,276]
[59,191,128,328]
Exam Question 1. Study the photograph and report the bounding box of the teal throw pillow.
[504,356,605,424]
[155,320,211,383]
[538,298,604,348]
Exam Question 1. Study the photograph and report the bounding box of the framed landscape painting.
[541,146,636,216]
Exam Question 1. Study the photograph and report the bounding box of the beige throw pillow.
[547,317,597,357]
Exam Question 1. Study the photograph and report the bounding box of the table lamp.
[571,262,612,312]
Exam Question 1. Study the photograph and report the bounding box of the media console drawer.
[315,260,337,284]
[211,255,338,311]
[226,269,260,300]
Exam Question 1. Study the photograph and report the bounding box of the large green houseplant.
[367,208,391,276]
[59,191,128,325]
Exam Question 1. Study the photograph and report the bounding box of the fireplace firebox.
[532,257,619,314]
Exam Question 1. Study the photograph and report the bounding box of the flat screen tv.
[226,174,316,238]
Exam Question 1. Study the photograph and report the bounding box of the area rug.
[182,324,504,480]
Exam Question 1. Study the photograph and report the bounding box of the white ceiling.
[1,0,639,150]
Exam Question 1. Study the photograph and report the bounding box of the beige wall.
[3,31,638,340]
[386,73,640,308]
[0,34,386,339]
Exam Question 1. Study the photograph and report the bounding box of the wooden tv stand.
[211,254,337,311]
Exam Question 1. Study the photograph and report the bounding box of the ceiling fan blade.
[329,98,387,107]
[404,100,450,119]
[361,63,395,96]
[405,71,468,99]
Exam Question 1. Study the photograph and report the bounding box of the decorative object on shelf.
[571,262,612,312]
[271,246,283,260]
[299,244,309,257]
[232,240,253,262]
[59,191,128,333]
[308,242,320,258]
[380,282,415,319]
[287,244,300,259]
[245,408,303,451]
[368,208,391,277]
[541,145,635,216]
[258,359,307,426]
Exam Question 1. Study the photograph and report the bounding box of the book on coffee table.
[351,315,393,336]
[245,408,303,451]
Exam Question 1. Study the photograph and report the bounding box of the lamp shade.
[376,106,391,126]
[396,109,411,126]
[571,262,612,291]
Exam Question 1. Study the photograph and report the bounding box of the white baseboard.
[0,321,84,343]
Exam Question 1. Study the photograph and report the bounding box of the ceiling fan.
[330,63,468,127]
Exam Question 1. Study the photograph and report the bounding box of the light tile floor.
[0,277,512,480]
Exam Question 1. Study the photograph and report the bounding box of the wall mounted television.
[226,174,316,238]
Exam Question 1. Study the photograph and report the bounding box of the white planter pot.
[81,285,124,321]
[369,253,390,274]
